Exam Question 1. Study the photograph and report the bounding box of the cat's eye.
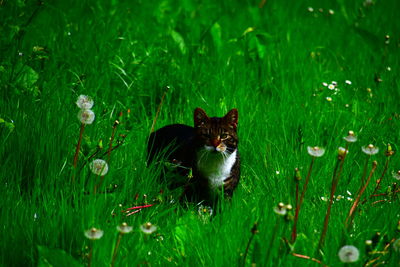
[220,133,229,139]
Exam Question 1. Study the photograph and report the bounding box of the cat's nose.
[211,138,221,148]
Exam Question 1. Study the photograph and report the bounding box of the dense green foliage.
[1,0,400,266]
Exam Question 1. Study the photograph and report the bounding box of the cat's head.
[193,108,238,154]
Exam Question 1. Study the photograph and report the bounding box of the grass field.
[1,0,400,266]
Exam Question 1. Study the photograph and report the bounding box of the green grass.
[1,0,400,266]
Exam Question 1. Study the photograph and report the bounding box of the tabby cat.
[147,108,240,202]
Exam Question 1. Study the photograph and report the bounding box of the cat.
[147,108,240,203]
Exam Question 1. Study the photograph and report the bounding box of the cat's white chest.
[196,148,237,190]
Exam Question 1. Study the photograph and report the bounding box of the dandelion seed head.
[338,147,349,158]
[344,131,357,143]
[84,227,104,240]
[78,109,95,124]
[362,144,379,155]
[117,222,133,234]
[76,95,94,110]
[140,222,157,235]
[338,245,360,263]
[273,202,287,216]
[89,159,109,176]
[392,170,400,181]
[307,146,325,157]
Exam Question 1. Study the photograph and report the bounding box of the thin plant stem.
[88,242,93,267]
[111,233,123,267]
[150,86,169,134]
[291,252,328,267]
[317,158,341,252]
[345,161,378,230]
[317,143,349,252]
[73,123,85,168]
[242,223,258,267]
[370,156,391,198]
[266,216,280,263]
[291,157,315,243]
[360,156,370,185]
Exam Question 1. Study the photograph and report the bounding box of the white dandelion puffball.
[84,227,104,240]
[78,109,95,124]
[76,95,94,110]
[140,222,157,235]
[343,131,357,143]
[392,170,400,181]
[362,144,379,155]
[117,222,133,234]
[338,245,360,263]
[89,159,109,176]
[307,146,326,157]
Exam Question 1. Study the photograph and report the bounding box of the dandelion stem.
[360,156,370,185]
[73,123,85,168]
[317,143,349,252]
[111,233,123,267]
[242,222,258,267]
[291,252,328,266]
[345,161,377,230]
[369,156,391,198]
[317,158,341,252]
[107,119,120,163]
[291,157,315,243]
[266,216,280,263]
[88,242,93,267]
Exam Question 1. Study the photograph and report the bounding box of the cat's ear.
[194,108,209,127]
[224,108,238,129]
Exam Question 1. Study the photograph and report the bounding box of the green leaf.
[37,246,82,267]
[171,30,187,55]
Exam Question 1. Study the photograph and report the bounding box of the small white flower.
[84,227,104,240]
[273,202,287,216]
[140,222,157,235]
[18,52,23,56]
[89,159,109,176]
[308,7,314,12]
[328,9,334,15]
[393,238,400,252]
[322,82,328,87]
[275,170,280,175]
[362,144,379,155]
[347,197,353,201]
[346,190,352,196]
[117,222,133,234]
[338,245,360,263]
[321,196,328,201]
[78,109,95,124]
[198,205,213,217]
[307,146,325,157]
[387,66,391,71]
[76,95,94,109]
[365,240,373,246]
[331,81,337,86]
[392,170,400,181]
[326,96,332,102]
[336,195,344,201]
[343,131,357,143]
[328,84,335,90]
[345,80,352,85]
